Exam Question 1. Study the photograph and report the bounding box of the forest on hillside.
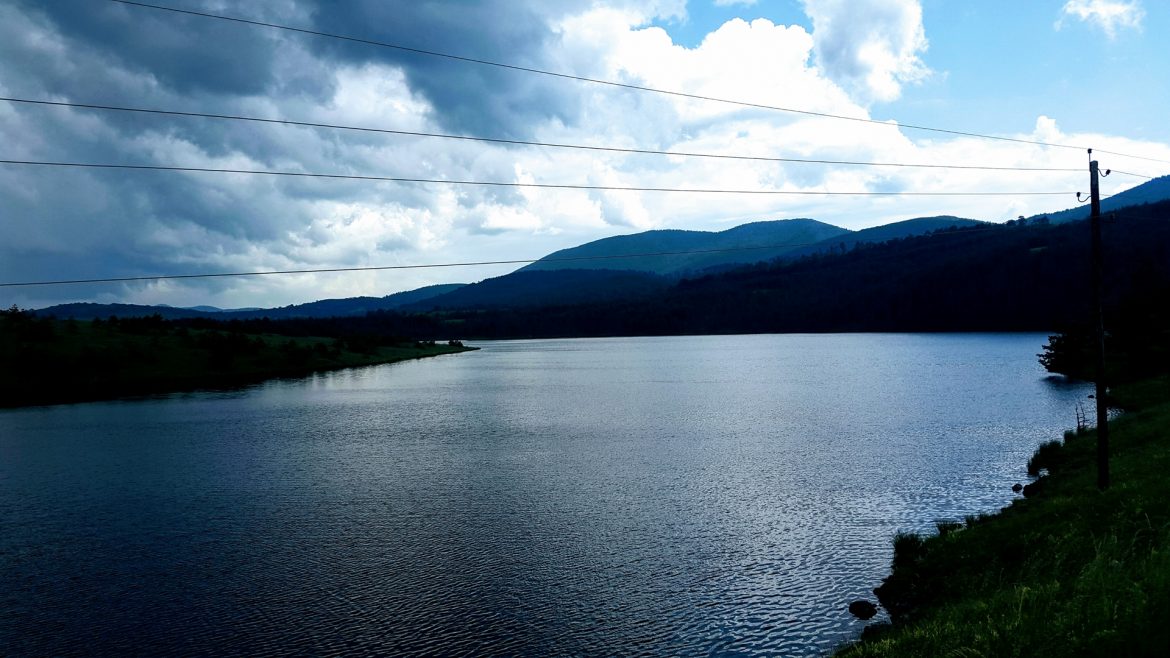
[32,200,1170,374]
[236,200,1169,345]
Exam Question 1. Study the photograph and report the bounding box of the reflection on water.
[0,334,1091,656]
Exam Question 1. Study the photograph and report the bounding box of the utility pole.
[1087,150,1110,491]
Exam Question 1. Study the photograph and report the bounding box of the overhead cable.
[12,213,1168,290]
[0,160,1076,196]
[106,0,1170,166]
[0,226,1015,288]
[1108,169,1155,180]
[0,97,1090,174]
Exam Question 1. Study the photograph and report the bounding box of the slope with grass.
[836,377,1170,657]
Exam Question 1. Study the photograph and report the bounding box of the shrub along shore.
[0,310,475,408]
[836,376,1170,657]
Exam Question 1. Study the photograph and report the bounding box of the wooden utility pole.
[1088,151,1110,490]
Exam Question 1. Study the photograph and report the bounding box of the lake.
[0,333,1091,656]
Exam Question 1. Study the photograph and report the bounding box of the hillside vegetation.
[837,254,1170,656]
[519,218,849,276]
[37,283,467,321]
[325,200,1170,339]
[31,202,1170,343]
[835,377,1170,657]
[0,309,473,407]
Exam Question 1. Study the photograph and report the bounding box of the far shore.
[5,344,478,409]
[0,312,477,409]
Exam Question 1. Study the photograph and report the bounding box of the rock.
[1023,478,1046,498]
[849,599,878,620]
[861,621,893,640]
[1012,483,1023,493]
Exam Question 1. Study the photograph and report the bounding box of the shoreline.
[834,376,1170,656]
[1,346,477,409]
[0,318,478,409]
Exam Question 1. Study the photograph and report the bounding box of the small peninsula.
[0,307,475,408]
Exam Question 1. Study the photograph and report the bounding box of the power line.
[14,211,1167,290]
[3,247,809,288]
[0,160,1076,196]
[1094,150,1170,166]
[107,0,1170,165]
[1109,169,1156,180]
[0,97,1090,174]
[1,226,1013,289]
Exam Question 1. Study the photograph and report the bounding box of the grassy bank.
[1,312,475,407]
[836,377,1170,657]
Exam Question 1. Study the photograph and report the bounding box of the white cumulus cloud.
[1057,0,1144,38]
[800,0,930,103]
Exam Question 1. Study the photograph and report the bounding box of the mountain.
[415,216,984,311]
[1036,174,1170,224]
[246,284,467,319]
[25,217,988,319]
[519,218,849,277]
[785,215,985,259]
[35,197,1170,333]
[368,198,1170,339]
[36,283,466,320]
[181,305,263,313]
[34,302,222,321]
[40,185,1169,323]
[406,270,669,310]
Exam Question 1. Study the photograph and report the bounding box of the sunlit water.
[0,334,1091,656]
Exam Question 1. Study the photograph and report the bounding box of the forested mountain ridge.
[416,216,985,309]
[1034,174,1170,224]
[347,199,1170,339]
[518,218,848,276]
[33,172,1170,323]
[37,283,467,320]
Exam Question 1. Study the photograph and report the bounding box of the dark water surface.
[1,334,1090,656]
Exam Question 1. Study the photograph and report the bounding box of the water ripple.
[0,334,1091,656]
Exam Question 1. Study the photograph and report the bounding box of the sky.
[2,0,1168,310]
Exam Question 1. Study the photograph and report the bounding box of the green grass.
[0,316,475,407]
[836,377,1170,657]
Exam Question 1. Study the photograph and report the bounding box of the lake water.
[0,334,1090,656]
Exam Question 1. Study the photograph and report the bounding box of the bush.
[1027,440,1065,476]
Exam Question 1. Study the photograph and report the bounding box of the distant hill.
[35,302,222,321]
[520,219,849,277]
[406,270,669,310]
[35,197,1170,334]
[28,217,986,319]
[1035,175,1170,224]
[415,216,984,311]
[244,284,467,319]
[179,305,263,313]
[785,215,985,259]
[43,186,1170,323]
[36,283,466,320]
[372,198,1170,339]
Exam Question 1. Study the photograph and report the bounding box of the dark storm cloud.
[0,0,596,303]
[9,0,295,98]
[4,0,742,309]
[302,0,590,137]
[16,0,588,138]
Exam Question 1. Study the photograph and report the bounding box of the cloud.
[0,0,1165,312]
[714,0,758,6]
[1057,0,1144,39]
[800,0,929,103]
